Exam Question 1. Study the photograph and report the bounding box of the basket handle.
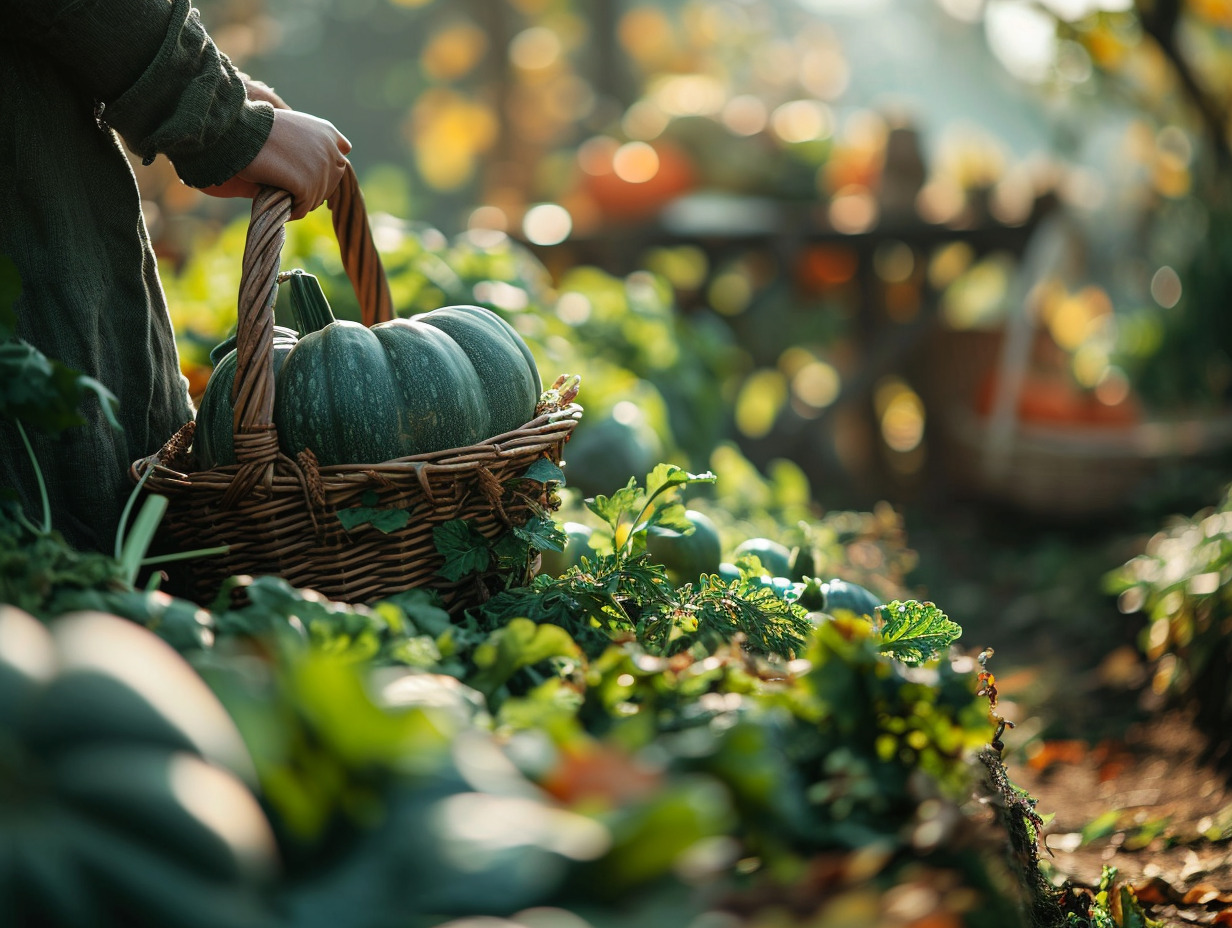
[227,164,392,487]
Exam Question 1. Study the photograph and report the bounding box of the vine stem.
[15,420,50,535]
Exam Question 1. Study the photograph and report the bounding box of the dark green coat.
[1,0,274,553]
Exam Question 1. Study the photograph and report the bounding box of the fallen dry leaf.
[1132,876,1181,905]
[1183,883,1232,906]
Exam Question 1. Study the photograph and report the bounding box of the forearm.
[5,0,273,187]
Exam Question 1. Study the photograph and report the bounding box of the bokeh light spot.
[736,370,788,439]
[509,26,562,71]
[771,100,833,144]
[829,186,878,234]
[578,136,618,176]
[1150,266,1182,309]
[722,95,769,136]
[876,378,926,453]
[555,291,592,325]
[523,203,573,246]
[793,361,841,410]
[612,141,660,183]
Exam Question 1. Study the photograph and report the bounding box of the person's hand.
[231,110,352,219]
[199,84,350,218]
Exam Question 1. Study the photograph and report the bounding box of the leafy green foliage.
[336,490,414,533]
[586,463,717,557]
[476,552,813,663]
[0,501,127,615]
[0,342,121,437]
[511,513,567,555]
[522,457,567,486]
[1106,482,1232,745]
[434,519,492,580]
[1068,867,1163,928]
[876,599,963,665]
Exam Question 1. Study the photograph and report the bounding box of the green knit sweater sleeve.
[7,0,273,188]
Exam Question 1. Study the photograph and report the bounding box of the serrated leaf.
[522,458,566,486]
[434,519,491,581]
[876,600,962,665]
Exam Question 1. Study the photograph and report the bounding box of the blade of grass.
[118,493,168,586]
[140,546,230,566]
[15,420,50,534]
[115,466,153,560]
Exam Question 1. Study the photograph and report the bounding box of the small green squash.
[731,537,794,580]
[645,509,722,585]
[274,271,541,466]
[194,324,300,468]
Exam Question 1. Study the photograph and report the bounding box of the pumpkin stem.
[286,269,338,335]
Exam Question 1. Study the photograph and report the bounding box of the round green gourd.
[274,271,541,466]
[731,537,794,580]
[646,509,723,585]
[194,325,300,469]
[0,606,279,928]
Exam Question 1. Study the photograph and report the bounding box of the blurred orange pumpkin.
[581,139,697,223]
[974,369,1142,427]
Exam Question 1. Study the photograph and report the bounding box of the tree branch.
[1137,0,1232,173]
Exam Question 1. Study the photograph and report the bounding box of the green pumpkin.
[194,324,300,469]
[0,606,278,928]
[274,271,542,466]
[645,509,722,585]
[731,537,794,580]
[819,578,883,618]
[563,414,664,497]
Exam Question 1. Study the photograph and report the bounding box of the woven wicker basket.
[941,406,1232,518]
[132,168,581,607]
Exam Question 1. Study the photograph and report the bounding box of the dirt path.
[903,495,1232,924]
[1004,707,1232,925]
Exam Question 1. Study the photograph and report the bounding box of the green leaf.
[337,504,412,534]
[0,341,121,435]
[1081,809,1122,846]
[875,600,961,665]
[75,374,121,433]
[468,618,581,696]
[513,515,567,553]
[522,458,566,486]
[117,493,169,586]
[434,519,491,581]
[586,467,717,558]
[644,463,715,501]
[586,477,640,534]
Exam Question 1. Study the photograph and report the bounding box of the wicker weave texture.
[132,168,580,606]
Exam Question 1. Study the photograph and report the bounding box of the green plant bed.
[1107,481,1232,771]
[0,459,1164,928]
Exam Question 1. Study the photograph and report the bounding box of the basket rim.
[133,401,582,484]
[944,405,1232,459]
